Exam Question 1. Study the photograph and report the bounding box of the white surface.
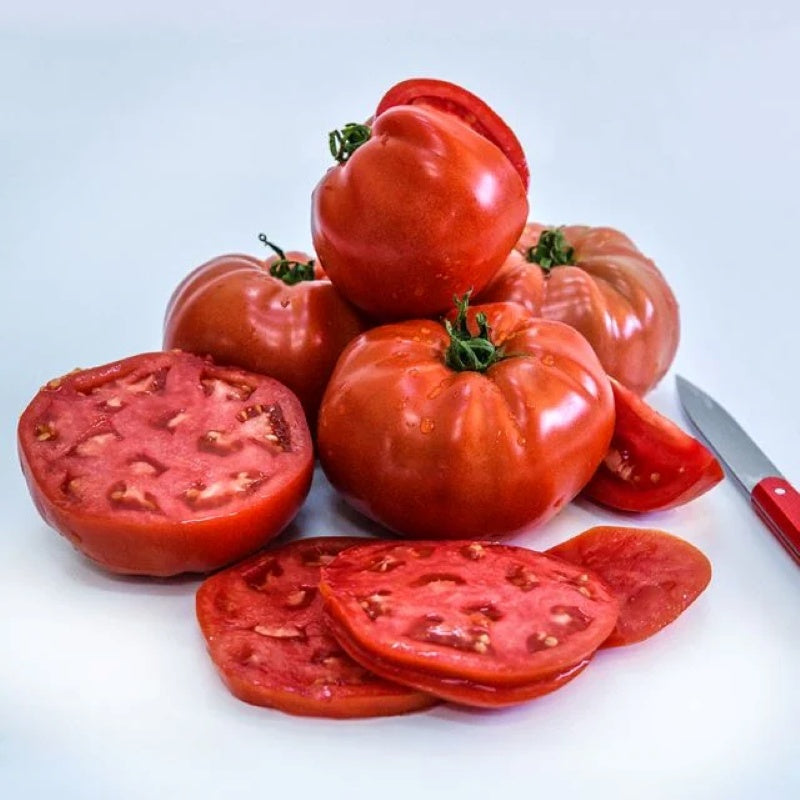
[2,3,800,799]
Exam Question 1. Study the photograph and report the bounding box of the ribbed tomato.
[478,224,680,395]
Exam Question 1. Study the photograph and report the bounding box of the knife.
[676,375,800,564]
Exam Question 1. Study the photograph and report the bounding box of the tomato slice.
[196,537,437,718]
[375,78,530,190]
[17,351,313,576]
[583,378,724,511]
[547,526,712,647]
[319,541,619,706]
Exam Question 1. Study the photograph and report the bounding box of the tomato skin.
[375,77,530,189]
[18,352,313,577]
[196,537,437,718]
[311,106,528,320]
[478,223,680,395]
[319,540,619,707]
[584,378,724,512]
[547,526,712,647]
[163,252,368,431]
[317,303,614,539]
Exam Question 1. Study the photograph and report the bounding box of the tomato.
[163,237,369,431]
[477,224,680,395]
[311,85,529,320]
[375,77,530,189]
[317,297,614,539]
[547,526,712,647]
[319,540,619,707]
[584,378,723,512]
[17,351,313,576]
[196,537,436,717]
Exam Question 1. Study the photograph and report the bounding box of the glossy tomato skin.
[18,352,313,576]
[584,379,724,512]
[547,526,712,647]
[319,540,619,707]
[196,536,437,718]
[478,224,680,395]
[163,252,368,431]
[311,106,528,321]
[317,303,615,539]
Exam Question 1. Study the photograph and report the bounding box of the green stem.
[258,234,316,285]
[328,122,371,164]
[444,292,504,372]
[525,227,575,274]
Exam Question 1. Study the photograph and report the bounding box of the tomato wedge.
[375,77,530,190]
[17,351,313,576]
[196,537,437,718]
[583,378,724,511]
[319,540,619,707]
[547,526,712,647]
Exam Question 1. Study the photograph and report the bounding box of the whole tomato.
[317,296,615,539]
[311,79,529,321]
[163,237,369,430]
[478,224,680,394]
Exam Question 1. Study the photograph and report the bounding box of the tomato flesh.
[319,540,619,706]
[547,526,712,647]
[196,537,437,718]
[18,351,313,576]
[375,77,530,190]
[583,378,724,511]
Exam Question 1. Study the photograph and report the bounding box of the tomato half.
[478,224,680,395]
[196,537,436,717]
[583,378,724,512]
[319,540,619,707]
[375,77,530,189]
[312,99,528,320]
[317,299,614,539]
[547,526,712,647]
[163,240,368,431]
[18,351,313,576]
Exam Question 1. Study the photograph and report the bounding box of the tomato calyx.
[526,227,576,274]
[444,292,504,372]
[258,234,316,285]
[328,122,372,165]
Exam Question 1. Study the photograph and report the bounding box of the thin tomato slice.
[18,351,313,576]
[583,378,724,512]
[196,537,437,718]
[319,540,619,706]
[547,526,712,647]
[375,78,530,189]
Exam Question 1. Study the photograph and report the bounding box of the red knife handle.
[751,477,800,565]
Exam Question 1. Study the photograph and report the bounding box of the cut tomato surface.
[18,351,313,576]
[196,537,437,718]
[319,541,619,706]
[547,526,712,647]
[375,78,530,189]
[583,378,724,512]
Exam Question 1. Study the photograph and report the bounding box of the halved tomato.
[18,351,313,576]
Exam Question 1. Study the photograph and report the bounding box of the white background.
[2,2,799,799]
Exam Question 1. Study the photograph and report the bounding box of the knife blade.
[676,375,800,564]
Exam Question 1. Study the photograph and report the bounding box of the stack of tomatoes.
[18,78,723,717]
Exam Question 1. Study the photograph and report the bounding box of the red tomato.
[196,537,437,718]
[584,378,723,512]
[317,298,614,539]
[375,77,530,189]
[547,526,712,647]
[18,351,313,576]
[478,224,680,395]
[311,85,529,320]
[163,238,369,431]
[319,540,619,707]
